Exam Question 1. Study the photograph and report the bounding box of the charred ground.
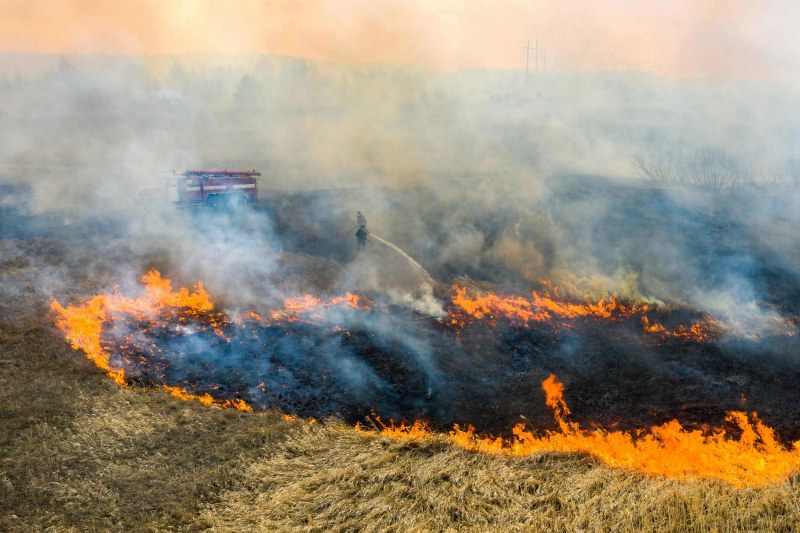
[7,175,800,440]
[5,174,800,530]
[97,296,800,442]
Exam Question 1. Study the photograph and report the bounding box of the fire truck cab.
[162,170,260,208]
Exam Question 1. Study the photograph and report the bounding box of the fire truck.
[140,170,261,208]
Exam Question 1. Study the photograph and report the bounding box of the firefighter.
[355,224,369,251]
[356,210,367,229]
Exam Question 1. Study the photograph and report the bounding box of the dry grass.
[202,422,800,532]
[0,319,298,532]
[4,319,800,532]
[3,239,800,531]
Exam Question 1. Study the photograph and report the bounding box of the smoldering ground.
[4,56,800,442]
[10,173,800,442]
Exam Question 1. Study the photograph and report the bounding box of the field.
[4,178,800,532]
[4,318,800,531]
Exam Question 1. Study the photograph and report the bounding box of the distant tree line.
[633,147,799,190]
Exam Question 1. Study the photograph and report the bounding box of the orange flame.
[51,270,248,409]
[269,292,368,322]
[452,284,634,322]
[53,272,800,486]
[451,285,715,342]
[371,375,800,488]
[162,385,252,411]
[51,294,126,384]
[51,270,368,409]
[641,315,666,334]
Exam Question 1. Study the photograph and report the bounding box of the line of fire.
[50,203,800,489]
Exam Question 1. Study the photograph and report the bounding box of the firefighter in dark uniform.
[355,225,368,251]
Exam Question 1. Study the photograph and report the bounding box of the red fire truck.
[140,170,261,208]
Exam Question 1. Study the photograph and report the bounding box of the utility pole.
[524,38,541,82]
[524,38,533,83]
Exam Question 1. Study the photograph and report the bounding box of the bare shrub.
[633,146,780,191]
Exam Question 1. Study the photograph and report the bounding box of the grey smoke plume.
[3,54,800,330]
[4,53,800,436]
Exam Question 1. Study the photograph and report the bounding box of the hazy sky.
[2,0,799,77]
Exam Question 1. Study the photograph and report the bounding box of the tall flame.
[51,270,368,409]
[50,294,121,382]
[51,270,248,409]
[372,375,800,488]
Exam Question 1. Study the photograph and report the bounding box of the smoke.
[5,53,800,320]
[125,207,284,311]
[4,48,800,438]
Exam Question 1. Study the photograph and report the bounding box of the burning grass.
[200,421,800,532]
[49,269,723,415]
[5,234,800,530]
[365,375,800,489]
[1,283,799,530]
[46,270,800,490]
[450,283,718,342]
